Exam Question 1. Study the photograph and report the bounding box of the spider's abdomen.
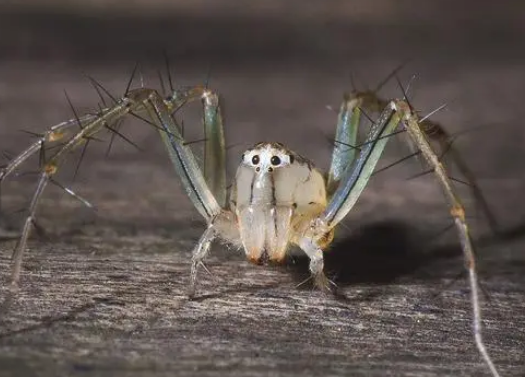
[230,143,327,263]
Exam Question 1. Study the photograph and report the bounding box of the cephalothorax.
[231,142,330,262]
[202,141,334,291]
[0,74,501,376]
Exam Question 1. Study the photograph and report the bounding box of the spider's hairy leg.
[354,90,499,235]
[9,173,49,288]
[289,105,400,292]
[4,99,139,288]
[134,89,236,295]
[5,87,194,287]
[202,90,227,207]
[419,117,500,234]
[326,94,361,195]
[154,85,230,214]
[322,106,401,227]
[297,237,332,292]
[393,99,501,377]
[187,211,239,297]
[315,95,500,375]
[137,89,222,221]
[189,224,216,297]
[2,83,230,293]
[0,115,99,182]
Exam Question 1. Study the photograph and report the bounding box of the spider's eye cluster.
[270,156,281,166]
[249,154,283,167]
[243,146,294,170]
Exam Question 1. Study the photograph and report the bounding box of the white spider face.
[230,142,328,264]
[241,142,295,174]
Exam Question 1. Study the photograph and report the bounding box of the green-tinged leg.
[395,100,500,377]
[327,94,361,195]
[202,92,227,207]
[323,105,401,227]
[142,91,222,221]
[165,86,227,208]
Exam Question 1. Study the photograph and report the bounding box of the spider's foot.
[188,260,215,299]
[188,261,200,299]
[0,282,20,315]
[8,281,20,293]
[199,261,215,278]
[186,284,197,299]
[313,272,337,295]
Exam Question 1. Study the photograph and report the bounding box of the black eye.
[251,155,260,165]
[270,156,281,166]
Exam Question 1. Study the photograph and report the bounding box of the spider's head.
[241,142,296,174]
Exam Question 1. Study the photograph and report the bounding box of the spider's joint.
[47,130,66,143]
[389,100,398,111]
[390,99,415,119]
[348,97,361,109]
[125,88,155,104]
[201,89,219,106]
[450,204,466,222]
[202,89,212,100]
[308,217,332,243]
[44,163,58,176]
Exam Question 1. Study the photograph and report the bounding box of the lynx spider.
[0,69,501,376]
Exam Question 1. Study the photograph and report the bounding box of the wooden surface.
[0,2,525,376]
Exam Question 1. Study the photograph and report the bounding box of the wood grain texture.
[0,2,525,376]
[0,227,524,377]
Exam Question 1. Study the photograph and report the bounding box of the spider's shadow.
[287,220,448,287]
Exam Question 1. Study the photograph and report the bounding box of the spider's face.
[232,141,328,264]
[241,142,295,174]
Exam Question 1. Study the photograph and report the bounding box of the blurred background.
[0,0,524,241]
[0,1,524,375]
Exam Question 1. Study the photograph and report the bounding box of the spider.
[0,72,500,376]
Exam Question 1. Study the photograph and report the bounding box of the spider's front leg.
[0,84,230,293]
[143,87,236,296]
